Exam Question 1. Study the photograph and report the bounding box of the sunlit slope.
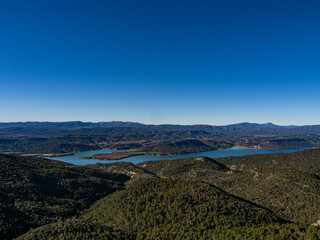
[18,179,286,239]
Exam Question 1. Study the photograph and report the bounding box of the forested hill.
[217,147,320,174]
[135,148,320,225]
[18,179,320,240]
[140,139,219,154]
[137,148,320,178]
[18,179,285,240]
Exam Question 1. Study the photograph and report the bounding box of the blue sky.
[1,0,320,125]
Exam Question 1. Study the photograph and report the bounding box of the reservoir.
[47,147,305,165]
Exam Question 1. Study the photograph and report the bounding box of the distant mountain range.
[0,121,320,136]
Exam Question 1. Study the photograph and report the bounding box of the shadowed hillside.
[0,153,128,240]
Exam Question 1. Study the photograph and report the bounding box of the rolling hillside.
[2,148,320,239]
[18,179,290,240]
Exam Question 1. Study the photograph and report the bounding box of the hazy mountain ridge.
[1,121,320,136]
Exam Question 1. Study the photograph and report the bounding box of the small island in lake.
[21,152,74,157]
[81,139,221,160]
[80,149,163,160]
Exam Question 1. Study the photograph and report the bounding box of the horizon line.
[0,120,318,127]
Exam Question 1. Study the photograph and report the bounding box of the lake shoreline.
[44,147,307,166]
[2,145,310,160]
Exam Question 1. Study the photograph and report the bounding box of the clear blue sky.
[1,0,320,125]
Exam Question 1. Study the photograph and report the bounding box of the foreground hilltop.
[2,148,320,239]
[19,179,286,240]
[18,178,320,239]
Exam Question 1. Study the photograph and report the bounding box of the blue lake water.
[46,148,305,166]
